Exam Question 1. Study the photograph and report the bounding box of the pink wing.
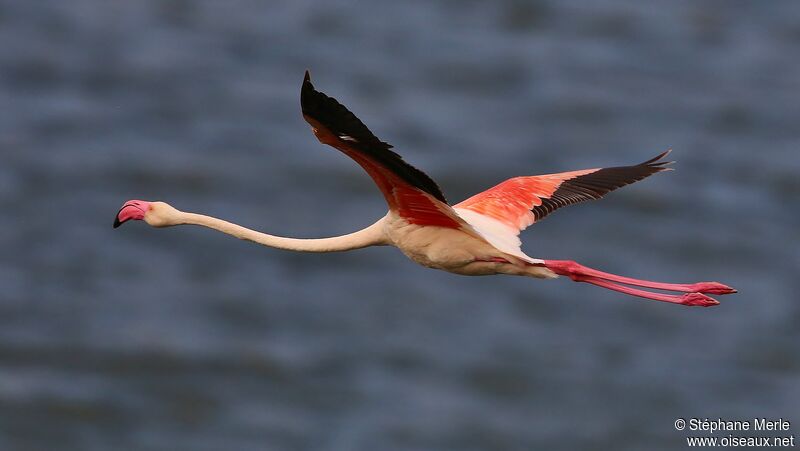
[301,71,481,235]
[455,150,672,231]
[452,151,672,260]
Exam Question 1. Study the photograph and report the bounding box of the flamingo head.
[113,200,179,228]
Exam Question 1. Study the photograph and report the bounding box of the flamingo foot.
[680,292,721,307]
[686,282,737,295]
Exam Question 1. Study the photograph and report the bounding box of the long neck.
[176,211,388,252]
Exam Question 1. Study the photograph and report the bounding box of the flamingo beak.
[113,200,150,228]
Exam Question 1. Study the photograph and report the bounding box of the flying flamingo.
[114,71,736,307]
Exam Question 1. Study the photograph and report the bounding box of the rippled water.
[1,0,799,449]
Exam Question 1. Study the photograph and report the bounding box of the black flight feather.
[530,150,673,221]
[300,71,448,203]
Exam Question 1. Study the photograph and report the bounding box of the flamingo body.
[380,211,553,277]
[114,71,736,307]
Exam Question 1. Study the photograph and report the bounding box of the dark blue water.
[1,1,798,449]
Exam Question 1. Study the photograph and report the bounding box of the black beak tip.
[113,216,122,228]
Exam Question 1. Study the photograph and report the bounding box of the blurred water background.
[1,0,799,450]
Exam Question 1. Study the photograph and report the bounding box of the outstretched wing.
[452,151,672,258]
[300,71,470,231]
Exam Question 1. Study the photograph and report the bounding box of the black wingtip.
[300,70,317,116]
[641,148,673,166]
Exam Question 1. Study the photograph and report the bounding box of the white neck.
[175,211,389,252]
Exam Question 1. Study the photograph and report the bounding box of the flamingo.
[114,71,736,307]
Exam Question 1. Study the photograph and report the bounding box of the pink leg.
[544,260,736,295]
[579,276,719,307]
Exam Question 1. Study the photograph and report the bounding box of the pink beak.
[113,200,150,228]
